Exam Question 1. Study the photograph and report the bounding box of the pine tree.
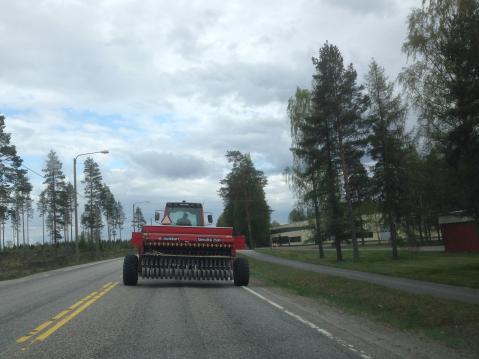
[59,182,75,242]
[37,191,48,245]
[82,157,104,251]
[101,185,116,241]
[308,43,362,261]
[41,150,66,245]
[0,115,23,250]
[114,201,126,240]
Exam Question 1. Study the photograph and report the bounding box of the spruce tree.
[366,60,408,259]
[219,151,270,248]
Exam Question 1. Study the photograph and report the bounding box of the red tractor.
[123,201,250,286]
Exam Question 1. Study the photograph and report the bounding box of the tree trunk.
[325,124,342,261]
[335,115,359,261]
[245,205,254,249]
[359,215,365,246]
[313,190,324,258]
[418,219,424,244]
[21,204,25,259]
[52,173,57,246]
[390,218,399,260]
[313,179,324,258]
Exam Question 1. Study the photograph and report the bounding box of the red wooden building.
[439,214,479,252]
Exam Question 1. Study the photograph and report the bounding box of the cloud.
[129,151,219,179]
[0,0,419,243]
[323,0,397,15]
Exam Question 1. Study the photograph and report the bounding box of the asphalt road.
[0,257,454,359]
[243,250,479,304]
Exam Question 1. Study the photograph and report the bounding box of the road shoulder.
[249,277,473,359]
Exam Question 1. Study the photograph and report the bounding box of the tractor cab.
[155,201,213,227]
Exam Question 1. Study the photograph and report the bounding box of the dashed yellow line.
[16,281,118,346]
[35,282,118,342]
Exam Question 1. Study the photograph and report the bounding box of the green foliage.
[401,0,479,218]
[219,151,271,248]
[270,220,280,227]
[0,241,134,280]
[366,60,409,258]
[288,207,307,223]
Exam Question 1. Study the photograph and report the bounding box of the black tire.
[233,257,249,286]
[123,255,139,286]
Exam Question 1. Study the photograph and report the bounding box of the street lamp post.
[132,201,150,232]
[74,150,109,263]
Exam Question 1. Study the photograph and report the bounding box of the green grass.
[0,244,135,281]
[246,256,479,355]
[256,247,479,288]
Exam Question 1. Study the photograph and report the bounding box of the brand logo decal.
[161,236,180,241]
[197,237,222,243]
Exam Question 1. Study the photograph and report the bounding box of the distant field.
[256,247,479,288]
[0,244,134,281]
[246,256,479,356]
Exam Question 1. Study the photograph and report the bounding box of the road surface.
[243,250,479,304]
[0,258,464,359]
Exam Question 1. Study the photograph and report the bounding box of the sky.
[0,0,420,244]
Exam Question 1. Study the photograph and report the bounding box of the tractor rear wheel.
[123,255,139,286]
[233,257,249,286]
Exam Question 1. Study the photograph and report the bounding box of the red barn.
[439,214,479,252]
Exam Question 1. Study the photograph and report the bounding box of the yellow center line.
[35,282,119,342]
[16,282,118,345]
[16,320,55,343]
[102,282,113,289]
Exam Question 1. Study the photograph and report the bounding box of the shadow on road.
[135,280,235,289]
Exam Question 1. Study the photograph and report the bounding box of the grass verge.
[0,245,134,281]
[245,255,479,355]
[256,248,479,288]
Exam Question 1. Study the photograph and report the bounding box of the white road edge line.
[242,286,372,359]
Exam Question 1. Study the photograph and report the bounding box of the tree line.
[286,0,479,260]
[0,116,126,251]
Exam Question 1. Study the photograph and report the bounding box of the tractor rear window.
[167,206,202,226]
